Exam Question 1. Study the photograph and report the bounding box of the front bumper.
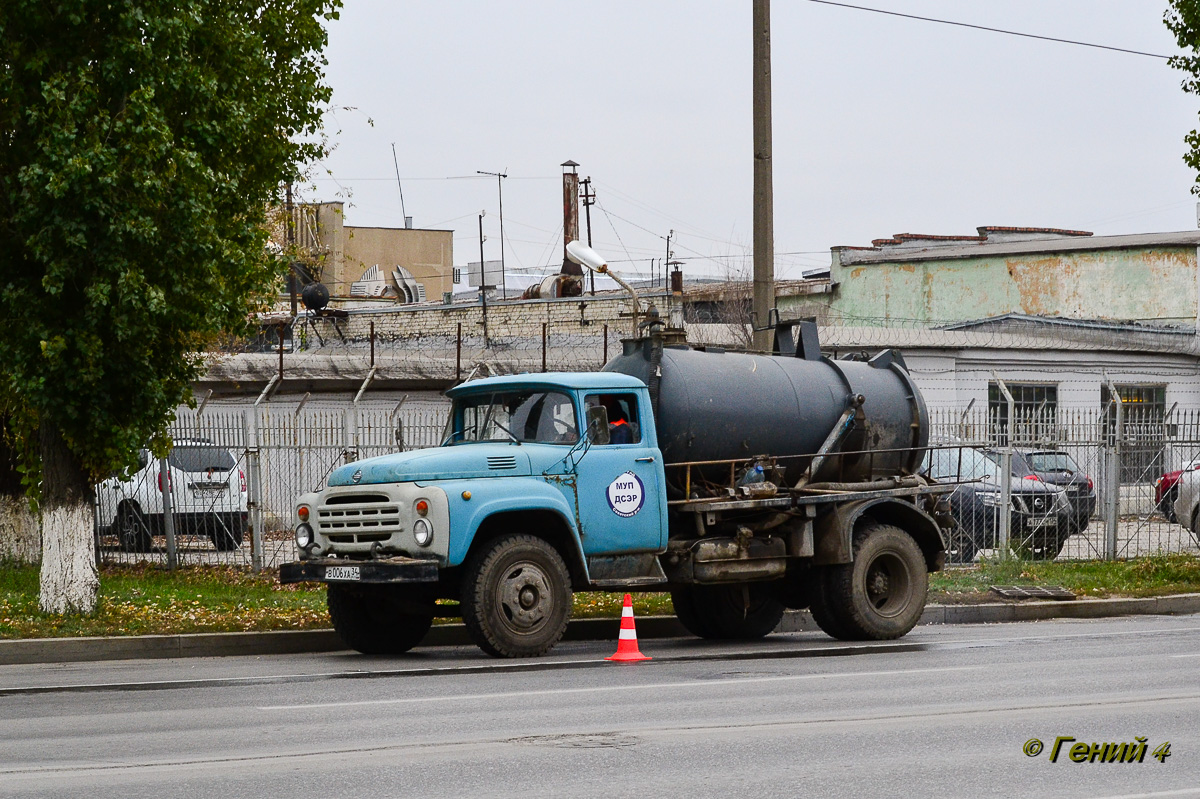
[279,556,440,585]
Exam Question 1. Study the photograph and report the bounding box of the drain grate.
[990,585,1077,600]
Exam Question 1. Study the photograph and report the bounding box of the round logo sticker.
[606,471,645,518]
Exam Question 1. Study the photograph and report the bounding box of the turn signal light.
[415,499,429,516]
[298,505,310,522]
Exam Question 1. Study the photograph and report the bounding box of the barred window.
[1102,384,1166,484]
[987,382,1058,446]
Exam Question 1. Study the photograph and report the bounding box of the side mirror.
[586,406,610,445]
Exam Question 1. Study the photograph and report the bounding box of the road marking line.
[258,665,983,711]
[1085,789,1200,799]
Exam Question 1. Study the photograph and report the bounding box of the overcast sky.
[313,1,1199,282]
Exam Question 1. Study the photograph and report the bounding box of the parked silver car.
[1173,468,1200,545]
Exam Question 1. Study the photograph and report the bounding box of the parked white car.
[1172,468,1200,543]
[97,439,248,552]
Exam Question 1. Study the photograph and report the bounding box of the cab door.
[573,390,666,555]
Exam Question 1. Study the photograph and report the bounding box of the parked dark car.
[924,446,1072,563]
[1012,450,1096,534]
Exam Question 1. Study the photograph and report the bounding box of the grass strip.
[2,554,1198,640]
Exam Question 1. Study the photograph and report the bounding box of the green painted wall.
[784,246,1198,324]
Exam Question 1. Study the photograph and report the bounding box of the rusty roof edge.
[835,230,1200,266]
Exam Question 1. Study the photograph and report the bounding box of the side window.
[585,393,642,445]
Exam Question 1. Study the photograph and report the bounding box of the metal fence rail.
[95,401,450,569]
[96,397,1200,570]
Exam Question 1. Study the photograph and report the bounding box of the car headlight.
[977,491,1002,507]
[295,523,314,550]
[413,518,434,547]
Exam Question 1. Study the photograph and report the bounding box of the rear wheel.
[327,584,434,655]
[816,522,928,641]
[116,505,152,553]
[462,534,572,657]
[946,522,979,565]
[670,583,785,640]
[209,514,244,551]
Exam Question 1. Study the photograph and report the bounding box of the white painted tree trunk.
[38,502,98,614]
[0,496,40,564]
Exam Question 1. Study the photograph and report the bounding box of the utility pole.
[752,0,775,351]
[477,170,507,298]
[478,211,489,346]
[666,230,674,291]
[581,176,596,295]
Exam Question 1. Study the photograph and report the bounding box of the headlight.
[977,491,1002,507]
[295,523,314,550]
[413,518,433,547]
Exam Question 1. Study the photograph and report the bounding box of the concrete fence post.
[247,446,264,572]
[158,458,178,571]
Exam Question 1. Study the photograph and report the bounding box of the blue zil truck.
[280,312,952,658]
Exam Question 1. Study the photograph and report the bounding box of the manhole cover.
[989,585,1076,600]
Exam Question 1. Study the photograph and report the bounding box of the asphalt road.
[2,616,1199,799]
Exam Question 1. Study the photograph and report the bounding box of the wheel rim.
[119,512,140,547]
[863,549,913,619]
[495,561,555,633]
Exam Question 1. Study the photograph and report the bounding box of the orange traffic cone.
[605,593,651,662]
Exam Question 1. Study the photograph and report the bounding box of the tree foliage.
[0,0,340,487]
[1166,1,1200,193]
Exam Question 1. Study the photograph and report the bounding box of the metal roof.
[835,230,1200,266]
[445,371,646,396]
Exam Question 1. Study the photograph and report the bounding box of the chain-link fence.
[94,400,450,569]
[929,406,1200,563]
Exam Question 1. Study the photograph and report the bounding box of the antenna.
[390,143,408,226]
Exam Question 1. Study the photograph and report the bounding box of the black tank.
[603,332,928,495]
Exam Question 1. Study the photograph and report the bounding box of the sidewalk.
[4,593,1199,666]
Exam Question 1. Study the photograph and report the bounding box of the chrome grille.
[317,493,402,542]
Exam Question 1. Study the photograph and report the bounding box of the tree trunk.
[0,430,40,563]
[38,422,98,614]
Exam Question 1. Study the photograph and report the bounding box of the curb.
[3,593,1199,666]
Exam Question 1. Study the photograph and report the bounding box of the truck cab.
[282,373,672,657]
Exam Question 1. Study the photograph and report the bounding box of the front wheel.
[815,522,928,641]
[327,584,434,655]
[671,584,785,640]
[462,534,573,657]
[1160,487,1179,523]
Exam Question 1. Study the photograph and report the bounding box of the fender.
[432,476,586,572]
[813,497,946,569]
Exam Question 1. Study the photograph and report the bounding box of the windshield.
[1026,452,1078,472]
[924,447,996,482]
[445,390,578,445]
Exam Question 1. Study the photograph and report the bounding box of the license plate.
[1030,517,1058,530]
[324,565,361,581]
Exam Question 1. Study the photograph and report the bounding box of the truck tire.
[806,576,852,640]
[816,522,928,641]
[117,505,152,553]
[670,584,785,640]
[462,534,572,658]
[327,584,434,655]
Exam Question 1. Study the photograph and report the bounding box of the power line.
[806,0,1171,60]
